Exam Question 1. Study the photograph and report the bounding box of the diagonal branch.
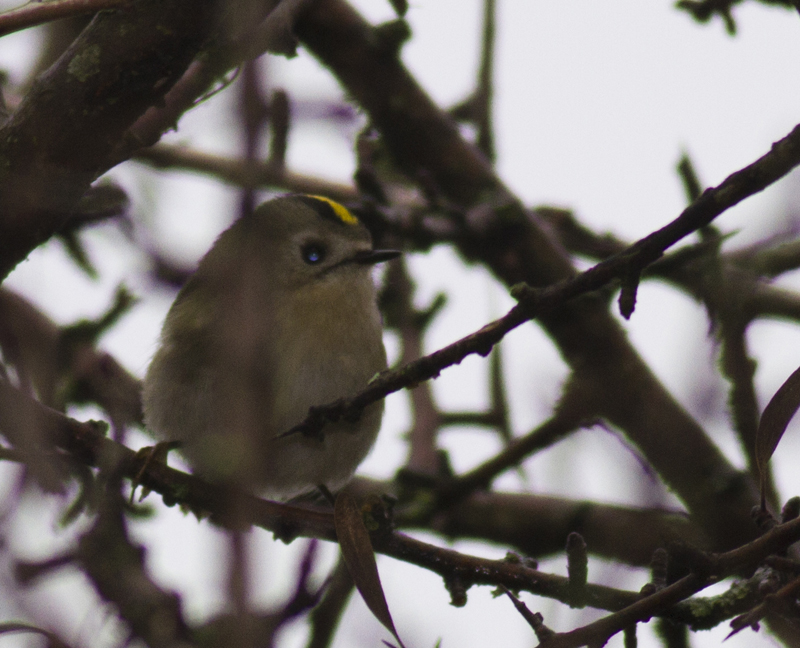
[4,379,800,636]
[289,118,800,440]
[0,0,131,38]
[294,0,800,552]
[0,0,218,281]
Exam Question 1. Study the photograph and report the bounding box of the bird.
[142,194,399,500]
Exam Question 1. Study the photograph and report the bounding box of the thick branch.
[291,117,800,466]
[294,0,800,551]
[0,0,216,281]
[4,381,800,636]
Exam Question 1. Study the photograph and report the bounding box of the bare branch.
[0,0,131,38]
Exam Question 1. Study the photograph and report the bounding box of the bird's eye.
[301,243,326,265]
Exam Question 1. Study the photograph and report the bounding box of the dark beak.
[352,249,402,265]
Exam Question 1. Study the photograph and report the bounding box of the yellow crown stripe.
[305,195,359,225]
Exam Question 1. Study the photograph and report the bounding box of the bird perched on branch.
[142,195,399,499]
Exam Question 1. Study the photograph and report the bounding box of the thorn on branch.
[388,0,408,17]
[444,575,470,607]
[618,266,640,319]
[268,89,290,169]
[373,19,412,58]
[782,496,800,523]
[499,586,555,642]
[650,547,669,591]
[751,504,777,534]
[566,532,588,608]
[415,292,447,330]
[666,542,717,581]
[677,153,703,203]
[509,282,538,304]
[282,401,345,441]
[60,285,137,350]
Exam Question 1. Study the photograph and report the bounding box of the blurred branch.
[538,524,800,648]
[133,143,357,203]
[381,257,444,476]
[435,411,588,505]
[0,622,76,648]
[56,183,131,278]
[675,0,798,35]
[5,380,800,637]
[728,237,800,277]
[0,0,131,38]
[540,206,800,327]
[294,0,800,552]
[288,114,800,462]
[476,0,496,159]
[394,486,706,568]
[306,553,355,648]
[728,573,800,639]
[718,318,764,487]
[450,0,496,159]
[79,490,195,648]
[0,288,142,428]
[677,0,738,33]
[0,0,218,281]
[111,0,313,166]
[268,89,290,168]
[540,204,800,287]
[0,0,318,281]
[200,540,326,648]
[748,284,800,320]
[436,345,513,440]
[534,207,629,260]
[677,154,704,203]
[1,0,794,561]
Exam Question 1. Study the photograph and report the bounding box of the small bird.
[142,195,399,500]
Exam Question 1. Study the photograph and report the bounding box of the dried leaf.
[334,490,405,648]
[756,364,800,506]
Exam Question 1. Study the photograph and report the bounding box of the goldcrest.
[142,195,398,499]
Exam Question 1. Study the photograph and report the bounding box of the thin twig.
[475,0,496,159]
[0,0,131,38]
[133,144,357,202]
[288,121,800,440]
[437,414,586,502]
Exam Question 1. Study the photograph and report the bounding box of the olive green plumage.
[142,195,398,499]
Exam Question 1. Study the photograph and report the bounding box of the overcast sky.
[2,2,800,647]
